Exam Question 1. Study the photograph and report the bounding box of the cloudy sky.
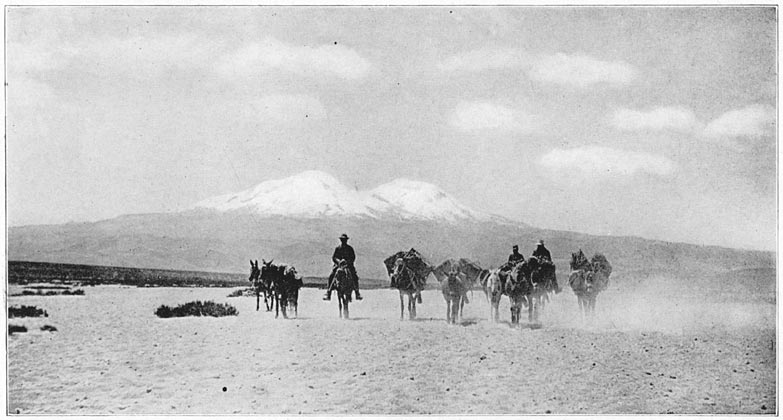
[6,7,777,251]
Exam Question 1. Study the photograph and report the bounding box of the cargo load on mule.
[384,248,433,320]
[590,253,612,292]
[384,248,431,290]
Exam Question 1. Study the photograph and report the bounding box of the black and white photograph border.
[4,3,778,415]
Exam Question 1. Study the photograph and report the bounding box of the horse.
[248,260,273,312]
[527,256,559,311]
[332,259,355,319]
[568,250,612,319]
[259,259,303,319]
[433,260,470,324]
[384,252,431,321]
[484,268,506,322]
[506,261,536,325]
[457,258,489,318]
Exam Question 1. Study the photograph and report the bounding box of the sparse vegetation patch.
[227,288,255,298]
[155,300,238,318]
[8,305,48,318]
[11,289,85,297]
[8,325,27,335]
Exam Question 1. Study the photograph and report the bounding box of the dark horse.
[332,259,354,319]
[526,256,559,310]
[259,259,303,319]
[249,260,273,312]
[506,261,539,325]
[384,252,431,321]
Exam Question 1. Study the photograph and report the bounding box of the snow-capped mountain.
[192,170,492,223]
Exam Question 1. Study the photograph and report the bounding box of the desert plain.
[6,274,776,415]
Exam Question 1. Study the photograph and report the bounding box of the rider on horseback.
[324,234,362,301]
[532,239,561,293]
[532,240,552,261]
[498,245,524,273]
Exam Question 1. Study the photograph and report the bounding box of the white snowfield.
[193,170,491,223]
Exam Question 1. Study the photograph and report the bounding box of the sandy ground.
[7,283,776,414]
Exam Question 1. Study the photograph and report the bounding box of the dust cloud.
[537,274,775,334]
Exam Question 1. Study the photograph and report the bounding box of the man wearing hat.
[324,234,362,301]
[508,245,525,266]
[532,239,552,262]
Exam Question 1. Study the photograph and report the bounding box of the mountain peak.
[192,171,493,223]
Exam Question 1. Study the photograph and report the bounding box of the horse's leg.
[281,292,288,319]
[459,296,465,323]
[293,290,298,318]
[452,298,460,324]
[399,291,404,321]
[492,297,499,323]
[344,293,350,319]
[410,294,417,320]
[256,289,260,312]
[528,295,534,323]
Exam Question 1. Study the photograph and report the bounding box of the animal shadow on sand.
[494,320,543,330]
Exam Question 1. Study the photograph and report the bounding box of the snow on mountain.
[192,170,492,223]
[369,178,489,222]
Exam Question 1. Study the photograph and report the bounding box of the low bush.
[8,325,27,335]
[40,325,57,332]
[227,288,255,298]
[14,289,84,297]
[155,300,238,318]
[8,305,48,318]
[62,289,85,295]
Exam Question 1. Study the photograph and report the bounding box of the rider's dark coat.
[508,251,525,265]
[532,245,552,261]
[332,243,356,266]
[329,242,358,286]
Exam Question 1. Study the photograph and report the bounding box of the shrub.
[8,305,48,318]
[62,289,85,295]
[227,288,254,298]
[155,300,238,318]
[8,325,27,335]
[15,289,84,297]
[40,325,57,332]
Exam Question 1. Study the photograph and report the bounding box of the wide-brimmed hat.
[512,245,519,249]
[537,239,545,245]
[339,233,349,240]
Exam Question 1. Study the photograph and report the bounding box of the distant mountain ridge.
[8,171,775,281]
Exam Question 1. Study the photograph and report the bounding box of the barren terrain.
[7,277,776,414]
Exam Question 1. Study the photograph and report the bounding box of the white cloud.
[702,104,776,138]
[437,48,525,73]
[529,53,637,88]
[437,48,637,88]
[449,101,538,132]
[611,106,700,133]
[250,94,326,122]
[539,146,676,177]
[217,37,372,80]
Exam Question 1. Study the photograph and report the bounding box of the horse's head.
[259,259,276,284]
[392,258,405,275]
[249,260,260,283]
[391,258,410,285]
[336,259,350,270]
